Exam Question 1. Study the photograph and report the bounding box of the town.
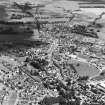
[0,0,105,105]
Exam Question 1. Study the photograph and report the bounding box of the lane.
[47,39,58,61]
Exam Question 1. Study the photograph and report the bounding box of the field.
[71,61,100,77]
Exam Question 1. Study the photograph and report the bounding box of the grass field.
[73,62,100,77]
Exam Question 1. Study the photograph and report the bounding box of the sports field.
[73,62,100,78]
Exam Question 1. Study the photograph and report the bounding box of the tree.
[77,76,89,81]
[100,72,105,76]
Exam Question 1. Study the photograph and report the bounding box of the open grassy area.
[73,62,100,77]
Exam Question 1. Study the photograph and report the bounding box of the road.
[47,39,58,61]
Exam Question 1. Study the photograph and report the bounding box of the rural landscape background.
[0,0,105,40]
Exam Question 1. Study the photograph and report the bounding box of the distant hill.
[68,0,105,3]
